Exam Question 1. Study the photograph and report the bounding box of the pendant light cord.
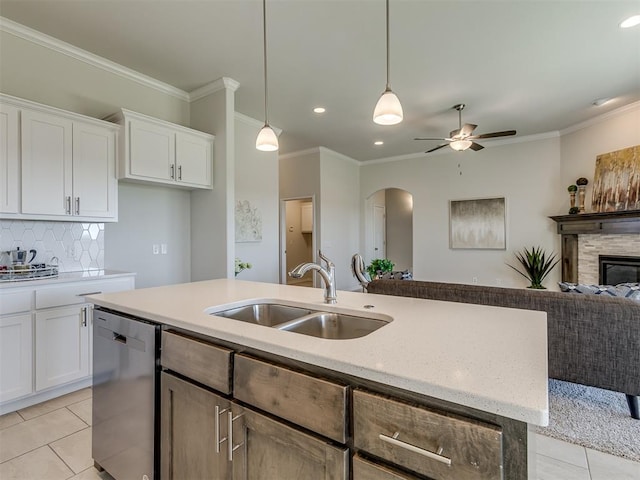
[263,0,269,125]
[385,0,390,90]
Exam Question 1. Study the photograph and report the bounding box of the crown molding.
[234,112,282,135]
[364,131,561,166]
[318,146,360,166]
[278,147,321,160]
[189,77,240,101]
[559,100,640,136]
[0,16,190,101]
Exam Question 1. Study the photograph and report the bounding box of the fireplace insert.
[599,255,640,284]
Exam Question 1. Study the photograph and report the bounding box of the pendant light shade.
[256,124,279,151]
[450,139,473,151]
[256,0,279,151]
[374,88,403,125]
[373,0,403,126]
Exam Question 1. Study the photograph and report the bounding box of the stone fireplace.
[598,254,640,284]
[578,234,640,284]
[551,210,640,284]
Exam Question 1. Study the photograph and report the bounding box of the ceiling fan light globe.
[450,139,473,151]
[373,89,403,125]
[256,124,279,151]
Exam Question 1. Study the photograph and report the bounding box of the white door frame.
[280,195,316,286]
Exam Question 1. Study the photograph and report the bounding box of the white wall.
[560,102,640,212]
[190,84,236,280]
[234,114,279,283]
[105,183,190,288]
[360,136,564,288]
[319,148,360,291]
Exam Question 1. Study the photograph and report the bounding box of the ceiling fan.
[415,104,516,153]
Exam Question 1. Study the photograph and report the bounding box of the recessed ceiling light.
[374,141,384,146]
[592,97,612,106]
[620,14,640,28]
[313,107,326,114]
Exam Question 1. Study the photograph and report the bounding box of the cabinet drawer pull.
[227,411,244,461]
[170,164,175,179]
[177,165,182,180]
[65,196,71,215]
[76,291,102,297]
[75,197,80,215]
[378,432,452,466]
[215,405,228,453]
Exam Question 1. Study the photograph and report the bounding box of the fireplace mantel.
[549,210,640,282]
[550,210,640,235]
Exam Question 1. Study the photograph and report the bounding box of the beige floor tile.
[50,427,93,474]
[69,466,115,480]
[17,388,92,421]
[536,454,591,480]
[0,445,73,480]
[586,448,640,480]
[534,434,589,468]
[0,407,86,463]
[68,398,92,425]
[0,412,23,431]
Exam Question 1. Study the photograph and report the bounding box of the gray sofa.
[366,279,640,419]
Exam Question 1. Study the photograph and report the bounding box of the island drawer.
[353,390,503,480]
[353,455,422,480]
[161,330,232,394]
[233,354,348,443]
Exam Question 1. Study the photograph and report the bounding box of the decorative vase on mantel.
[576,177,589,213]
[567,184,577,214]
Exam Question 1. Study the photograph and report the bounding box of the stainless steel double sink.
[207,302,391,340]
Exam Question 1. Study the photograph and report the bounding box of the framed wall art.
[591,145,640,212]
[449,197,506,250]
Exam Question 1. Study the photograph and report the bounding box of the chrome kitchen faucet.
[289,250,337,304]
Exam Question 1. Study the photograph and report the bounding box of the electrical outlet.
[161,244,168,255]
[472,277,478,284]
[152,244,160,255]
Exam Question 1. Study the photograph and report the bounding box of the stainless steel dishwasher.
[92,308,159,480]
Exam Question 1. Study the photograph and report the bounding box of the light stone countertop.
[88,278,549,426]
[0,269,135,290]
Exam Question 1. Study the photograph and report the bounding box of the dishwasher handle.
[96,326,147,352]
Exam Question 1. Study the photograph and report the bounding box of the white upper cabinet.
[1,93,118,222]
[109,109,214,190]
[72,121,117,219]
[0,103,20,214]
[21,109,74,216]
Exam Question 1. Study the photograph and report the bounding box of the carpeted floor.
[535,380,640,462]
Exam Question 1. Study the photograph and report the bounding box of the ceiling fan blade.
[449,128,460,138]
[414,137,446,141]
[459,123,477,136]
[426,144,449,153]
[469,142,484,151]
[469,130,517,140]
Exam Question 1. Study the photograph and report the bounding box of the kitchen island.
[89,279,548,480]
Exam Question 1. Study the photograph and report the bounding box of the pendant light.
[373,0,403,125]
[256,0,279,151]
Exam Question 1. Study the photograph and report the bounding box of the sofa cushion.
[559,282,640,300]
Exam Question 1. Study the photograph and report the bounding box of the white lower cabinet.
[0,313,33,403]
[0,274,134,413]
[35,305,90,391]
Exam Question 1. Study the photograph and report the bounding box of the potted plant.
[507,246,559,289]
[366,258,394,280]
[234,258,252,277]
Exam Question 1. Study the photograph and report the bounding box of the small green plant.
[366,258,394,279]
[568,206,579,214]
[507,246,559,289]
[234,258,252,277]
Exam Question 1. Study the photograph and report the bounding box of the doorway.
[281,197,315,286]
[365,188,413,272]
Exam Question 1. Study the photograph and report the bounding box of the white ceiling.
[1,0,639,161]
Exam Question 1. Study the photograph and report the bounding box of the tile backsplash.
[0,220,104,272]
